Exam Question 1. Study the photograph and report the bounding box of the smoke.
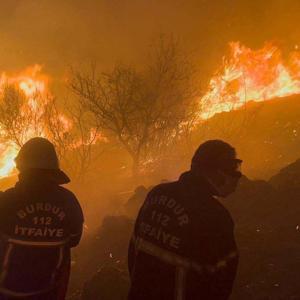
[0,0,299,80]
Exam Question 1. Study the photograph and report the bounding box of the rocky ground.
[68,159,300,300]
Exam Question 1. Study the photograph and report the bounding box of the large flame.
[1,42,300,178]
[201,42,300,119]
[0,65,103,180]
[0,65,50,178]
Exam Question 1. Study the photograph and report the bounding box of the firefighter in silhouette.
[125,186,148,219]
[0,138,84,300]
[128,140,242,300]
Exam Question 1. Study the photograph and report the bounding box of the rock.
[81,263,129,300]
[269,159,300,192]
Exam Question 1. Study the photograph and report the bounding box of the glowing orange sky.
[0,0,299,80]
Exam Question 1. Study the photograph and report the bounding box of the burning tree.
[0,85,47,147]
[44,98,105,182]
[200,42,300,119]
[69,36,199,175]
[0,79,105,181]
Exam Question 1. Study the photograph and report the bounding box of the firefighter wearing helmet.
[128,140,241,300]
[0,138,84,299]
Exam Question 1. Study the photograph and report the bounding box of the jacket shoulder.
[0,187,18,200]
[57,186,84,222]
[56,186,78,199]
[208,197,235,230]
[1,187,17,195]
[0,187,20,212]
[148,181,179,197]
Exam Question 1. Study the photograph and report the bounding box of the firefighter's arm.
[127,188,152,277]
[128,237,135,277]
[69,194,84,248]
[210,218,239,299]
[0,191,7,229]
[128,207,142,277]
[69,222,83,247]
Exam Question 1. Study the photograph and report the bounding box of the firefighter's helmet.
[191,139,242,178]
[15,137,70,184]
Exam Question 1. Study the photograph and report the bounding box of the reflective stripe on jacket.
[0,174,84,298]
[128,171,239,300]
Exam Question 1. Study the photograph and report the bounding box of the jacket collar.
[16,170,58,189]
[178,171,219,197]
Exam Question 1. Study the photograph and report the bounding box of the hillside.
[195,94,300,179]
[67,157,300,299]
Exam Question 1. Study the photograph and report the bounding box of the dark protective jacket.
[0,172,84,299]
[128,171,239,300]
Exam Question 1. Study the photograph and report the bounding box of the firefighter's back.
[0,178,82,298]
[129,175,233,299]
[128,140,241,300]
[0,138,84,300]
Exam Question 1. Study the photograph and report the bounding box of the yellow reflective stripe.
[175,267,186,300]
[136,238,203,273]
[0,286,51,298]
[0,238,69,297]
[50,246,65,284]
[215,251,238,270]
[228,251,238,259]
[0,233,70,247]
[135,236,238,275]
[8,238,69,247]
[0,244,13,285]
[56,247,64,269]
[2,244,13,270]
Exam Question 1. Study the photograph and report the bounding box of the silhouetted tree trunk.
[69,35,200,176]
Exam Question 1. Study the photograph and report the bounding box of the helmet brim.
[52,169,71,184]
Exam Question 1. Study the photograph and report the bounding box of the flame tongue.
[0,143,18,178]
[201,42,300,119]
[0,65,50,179]
[1,42,300,179]
[0,65,99,180]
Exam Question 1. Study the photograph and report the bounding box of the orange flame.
[0,65,102,180]
[0,143,18,178]
[201,42,300,119]
[0,65,50,178]
[1,65,48,97]
[2,42,300,178]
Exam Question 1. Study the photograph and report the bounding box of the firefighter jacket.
[128,171,239,300]
[0,171,84,299]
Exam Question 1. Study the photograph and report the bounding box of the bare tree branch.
[69,36,200,175]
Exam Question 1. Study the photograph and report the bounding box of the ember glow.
[0,65,49,178]
[0,144,18,178]
[0,65,104,179]
[0,65,48,178]
[201,42,300,119]
[1,42,300,179]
